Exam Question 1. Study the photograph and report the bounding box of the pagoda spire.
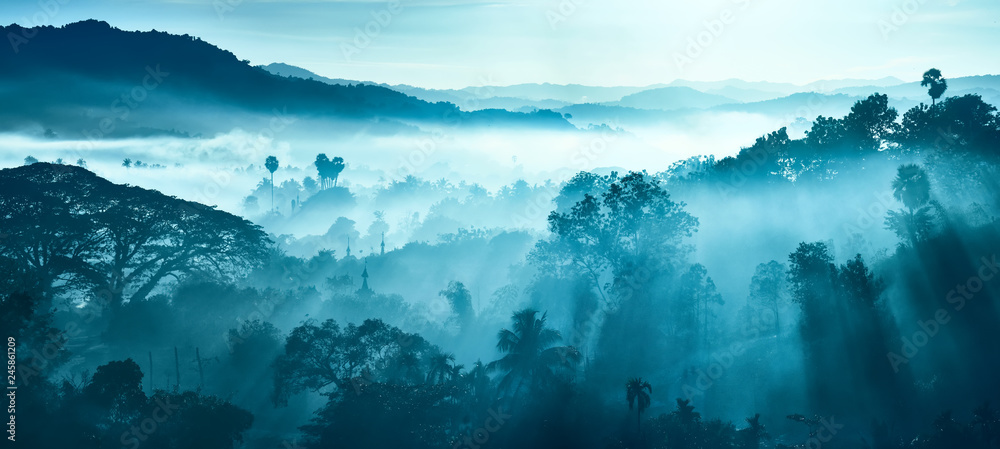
[357,258,373,297]
[380,232,385,256]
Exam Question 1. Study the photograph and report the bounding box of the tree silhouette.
[272,318,435,405]
[921,68,947,106]
[626,377,652,434]
[885,164,935,246]
[0,163,271,306]
[313,154,346,189]
[487,308,580,400]
[440,281,474,332]
[330,156,345,187]
[536,171,698,301]
[122,158,132,169]
[314,153,330,189]
[427,351,456,385]
[739,414,770,449]
[265,155,279,212]
[748,261,788,336]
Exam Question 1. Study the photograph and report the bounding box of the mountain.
[262,64,574,112]
[0,21,573,139]
[611,86,738,110]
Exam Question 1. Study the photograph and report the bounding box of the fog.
[6,74,1000,449]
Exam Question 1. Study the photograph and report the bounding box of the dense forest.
[4,72,1000,449]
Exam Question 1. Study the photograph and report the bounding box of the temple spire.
[380,232,385,256]
[357,258,373,297]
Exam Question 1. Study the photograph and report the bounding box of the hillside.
[0,21,573,139]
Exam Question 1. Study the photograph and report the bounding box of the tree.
[265,155,279,212]
[0,163,271,306]
[787,242,836,340]
[738,414,770,449]
[314,154,346,189]
[303,176,318,193]
[84,359,146,427]
[426,351,456,385]
[23,156,38,165]
[921,68,947,106]
[330,156,345,187]
[748,261,788,336]
[884,164,935,246]
[679,263,724,346]
[122,158,132,169]
[843,93,899,153]
[272,318,435,405]
[626,377,652,434]
[314,153,330,189]
[440,281,474,332]
[487,309,580,400]
[837,254,885,309]
[535,171,698,302]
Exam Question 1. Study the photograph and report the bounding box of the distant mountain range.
[264,62,1000,122]
[1,20,997,141]
[0,21,573,140]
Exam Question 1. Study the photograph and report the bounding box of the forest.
[3,70,1000,449]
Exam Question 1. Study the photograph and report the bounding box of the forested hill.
[0,20,573,137]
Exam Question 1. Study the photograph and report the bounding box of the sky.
[3,0,1000,89]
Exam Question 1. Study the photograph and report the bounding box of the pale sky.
[4,0,999,89]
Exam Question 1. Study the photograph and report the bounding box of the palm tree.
[330,156,345,187]
[122,158,132,169]
[487,309,580,400]
[265,155,279,212]
[740,414,770,448]
[625,377,652,434]
[427,352,455,385]
[314,153,330,189]
[885,164,934,246]
[921,68,947,106]
[892,164,931,210]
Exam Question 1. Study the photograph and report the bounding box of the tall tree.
[487,308,580,400]
[534,171,698,303]
[440,281,474,332]
[921,68,947,106]
[265,155,279,212]
[748,261,788,336]
[625,377,652,434]
[330,156,345,187]
[0,163,271,306]
[884,164,935,246]
[314,153,330,189]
